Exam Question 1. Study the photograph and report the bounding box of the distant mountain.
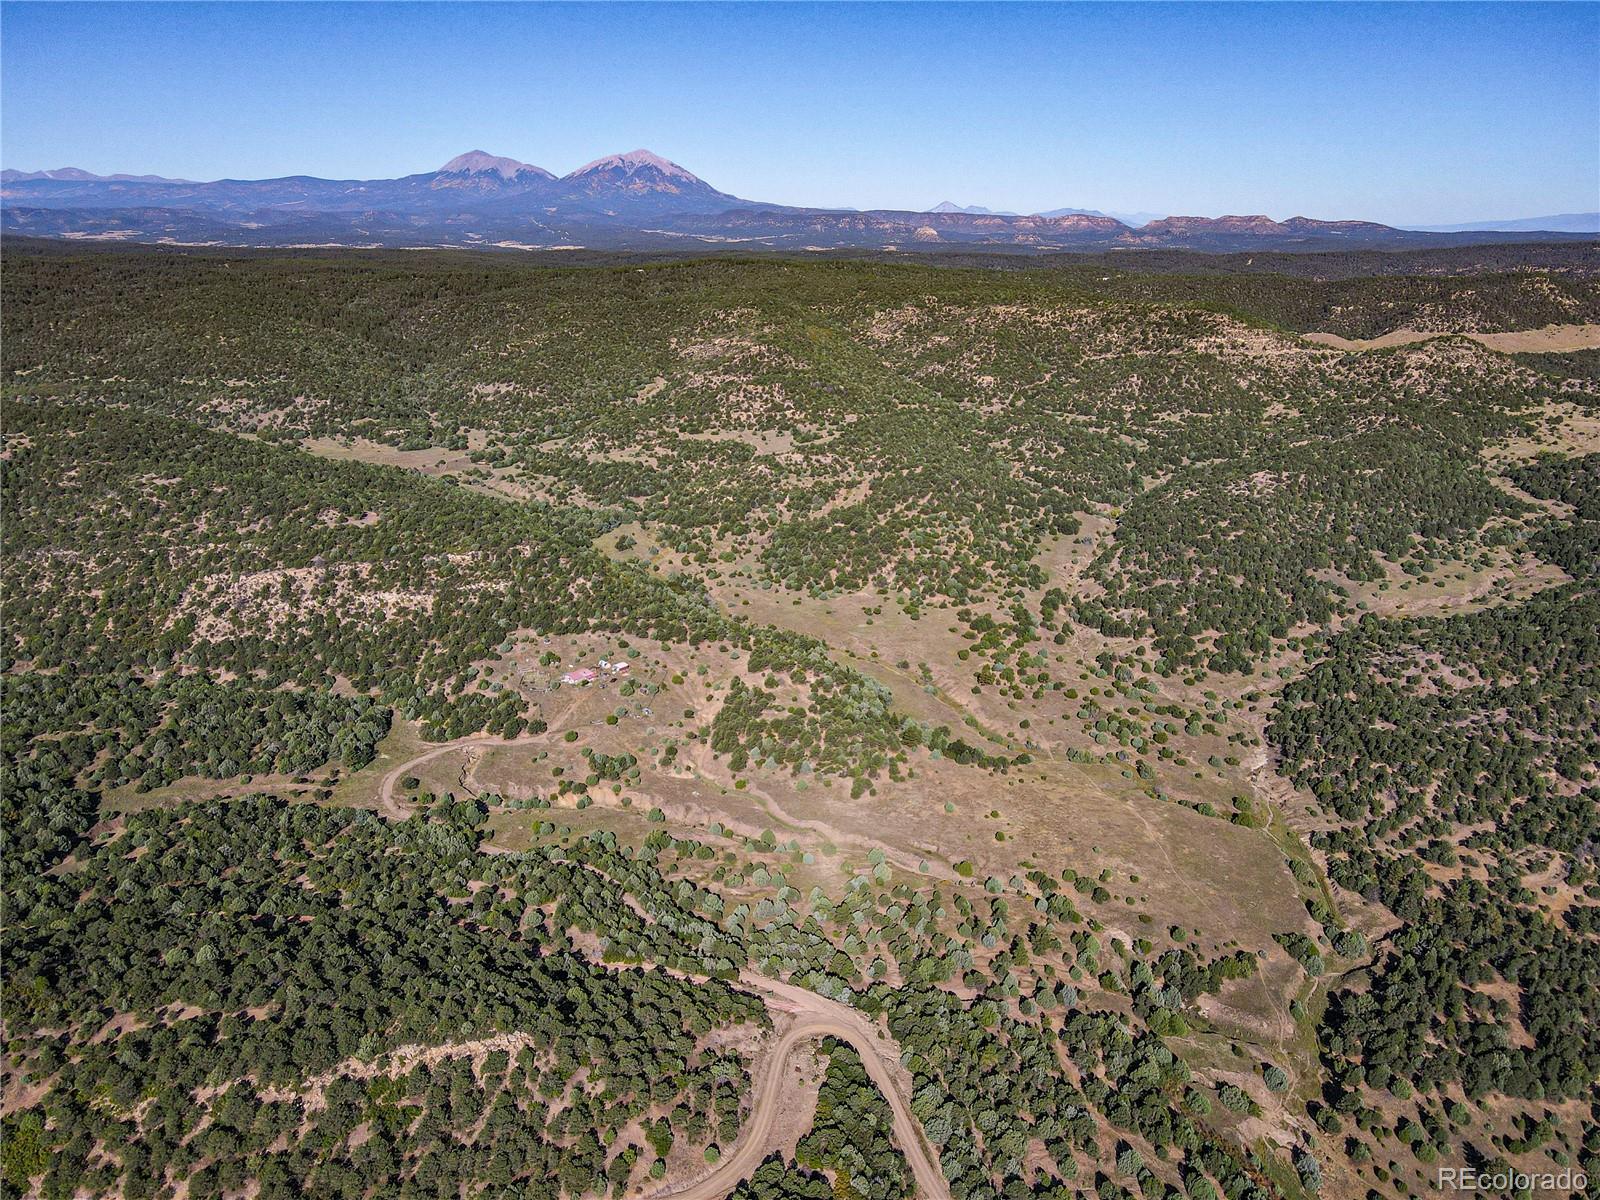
[436,151,553,181]
[549,149,751,215]
[1,167,192,184]
[427,152,557,203]
[1038,206,1167,228]
[1405,213,1600,234]
[565,149,701,186]
[0,147,751,220]
[1035,205,1107,219]
[4,151,1593,253]
[929,201,1018,216]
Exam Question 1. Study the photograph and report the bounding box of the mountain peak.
[929,201,1015,215]
[438,150,552,179]
[565,149,701,182]
[1,166,192,184]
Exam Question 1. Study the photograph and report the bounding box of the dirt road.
[376,734,546,819]
[651,971,951,1200]
[377,740,950,1196]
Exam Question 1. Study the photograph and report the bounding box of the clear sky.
[2,1,1596,224]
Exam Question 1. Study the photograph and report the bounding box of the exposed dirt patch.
[1304,322,1600,353]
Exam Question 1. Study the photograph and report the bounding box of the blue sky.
[2,2,1596,223]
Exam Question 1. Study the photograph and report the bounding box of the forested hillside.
[3,244,1597,1200]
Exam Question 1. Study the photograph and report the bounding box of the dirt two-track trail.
[376,733,547,819]
[650,972,952,1200]
[378,740,951,1197]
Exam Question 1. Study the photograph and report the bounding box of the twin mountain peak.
[437,148,702,185]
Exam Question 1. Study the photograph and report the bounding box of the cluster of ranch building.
[559,659,630,686]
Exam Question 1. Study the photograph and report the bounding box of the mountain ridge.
[3,149,1592,252]
[1,166,195,184]
[1405,212,1600,234]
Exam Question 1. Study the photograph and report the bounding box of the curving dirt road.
[376,733,547,819]
[650,971,951,1200]
[377,738,951,1196]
